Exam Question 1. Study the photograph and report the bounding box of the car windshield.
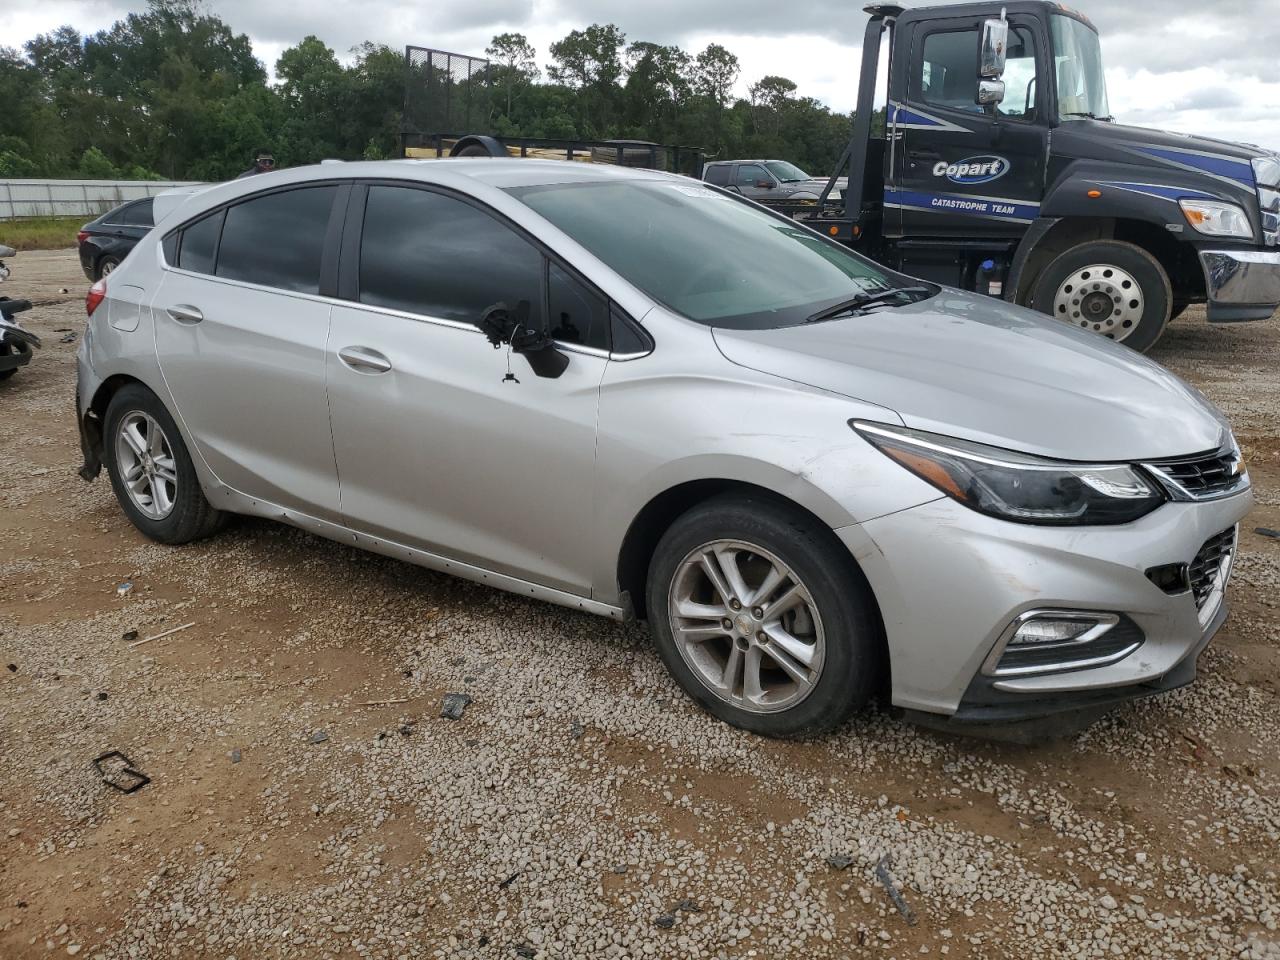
[764,161,810,182]
[1052,15,1111,120]
[507,180,906,329]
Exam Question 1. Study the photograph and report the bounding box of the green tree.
[486,33,538,120]
[549,23,626,134]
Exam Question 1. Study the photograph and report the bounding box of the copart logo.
[932,156,1010,185]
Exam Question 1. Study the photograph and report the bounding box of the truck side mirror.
[977,79,1006,107]
[980,16,1008,78]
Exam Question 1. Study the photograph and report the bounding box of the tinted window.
[360,185,543,326]
[121,198,154,227]
[177,211,223,275]
[610,308,649,355]
[736,164,768,186]
[216,186,337,294]
[704,164,731,186]
[509,181,902,330]
[919,30,981,112]
[548,263,609,350]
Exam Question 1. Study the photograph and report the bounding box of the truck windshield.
[1052,15,1111,121]
[764,161,810,182]
[507,180,910,330]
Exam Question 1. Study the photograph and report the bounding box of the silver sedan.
[75,159,1253,737]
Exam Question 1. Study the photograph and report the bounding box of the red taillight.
[76,230,89,245]
[86,279,107,317]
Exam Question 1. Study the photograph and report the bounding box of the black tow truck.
[769,1,1280,350]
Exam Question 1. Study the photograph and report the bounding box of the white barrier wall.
[0,179,204,220]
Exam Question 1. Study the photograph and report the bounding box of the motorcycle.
[0,244,42,381]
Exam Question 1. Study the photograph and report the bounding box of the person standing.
[236,150,277,178]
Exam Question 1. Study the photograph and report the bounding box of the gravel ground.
[2,249,1279,960]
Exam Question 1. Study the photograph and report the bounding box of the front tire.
[645,492,881,737]
[1031,240,1172,352]
[103,384,226,544]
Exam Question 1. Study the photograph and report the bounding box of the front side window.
[1052,15,1111,120]
[764,161,810,182]
[548,263,609,350]
[736,164,769,187]
[508,180,902,330]
[919,26,1037,119]
[216,186,337,294]
[359,185,543,326]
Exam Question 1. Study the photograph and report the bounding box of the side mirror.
[977,78,1006,107]
[979,15,1008,78]
[756,179,775,189]
[477,299,568,379]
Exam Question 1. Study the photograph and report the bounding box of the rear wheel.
[645,493,881,737]
[97,255,121,279]
[103,384,226,544]
[1031,240,1172,352]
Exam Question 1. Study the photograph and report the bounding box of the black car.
[78,197,154,281]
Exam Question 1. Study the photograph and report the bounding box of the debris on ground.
[92,751,150,794]
[874,855,917,926]
[440,692,473,720]
[570,720,585,740]
[115,582,133,597]
[1256,527,1280,539]
[230,749,242,764]
[310,731,329,744]
[655,914,676,928]
[128,621,195,648]
[121,630,138,642]
[675,898,701,913]
[826,854,855,870]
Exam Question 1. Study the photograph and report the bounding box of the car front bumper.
[838,487,1254,725]
[1200,248,1280,321]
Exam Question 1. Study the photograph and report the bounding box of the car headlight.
[852,422,1164,525]
[1253,156,1280,188]
[1179,199,1253,239]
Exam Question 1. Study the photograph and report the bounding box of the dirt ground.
[2,249,1279,960]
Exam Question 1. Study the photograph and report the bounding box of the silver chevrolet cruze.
[76,160,1253,737]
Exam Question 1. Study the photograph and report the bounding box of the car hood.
[711,289,1229,462]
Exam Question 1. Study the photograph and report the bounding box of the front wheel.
[645,493,882,737]
[1031,240,1172,352]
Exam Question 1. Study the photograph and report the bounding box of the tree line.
[0,0,860,183]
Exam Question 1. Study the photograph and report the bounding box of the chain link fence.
[403,47,493,141]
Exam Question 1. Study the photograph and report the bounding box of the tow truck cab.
[833,1,1280,350]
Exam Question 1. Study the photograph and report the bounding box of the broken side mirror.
[980,14,1008,78]
[977,78,1006,107]
[478,299,568,379]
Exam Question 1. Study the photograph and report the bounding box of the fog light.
[983,610,1142,678]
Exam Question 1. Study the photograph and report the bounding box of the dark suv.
[78,197,155,281]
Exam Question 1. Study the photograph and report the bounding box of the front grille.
[1145,448,1247,500]
[1189,526,1236,610]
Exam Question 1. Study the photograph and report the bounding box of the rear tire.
[645,492,881,738]
[103,384,226,544]
[97,255,122,279]
[1031,240,1172,352]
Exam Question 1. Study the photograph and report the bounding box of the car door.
[325,182,608,594]
[152,183,347,520]
[732,163,777,201]
[889,15,1048,239]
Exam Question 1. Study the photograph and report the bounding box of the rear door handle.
[166,304,203,324]
[338,346,392,374]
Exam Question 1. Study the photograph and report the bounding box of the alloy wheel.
[667,539,826,714]
[115,411,178,520]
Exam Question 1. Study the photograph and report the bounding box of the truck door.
[888,15,1048,240]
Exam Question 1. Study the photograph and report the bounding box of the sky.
[4,0,1279,150]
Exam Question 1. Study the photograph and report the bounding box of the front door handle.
[338,346,392,374]
[166,304,203,324]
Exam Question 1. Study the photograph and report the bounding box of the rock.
[440,693,473,720]
[310,731,329,744]
[1099,894,1118,910]
[571,721,585,740]
[5,663,15,672]
[230,749,242,764]
[122,631,138,642]
[826,854,855,870]
[7,828,21,838]
[66,946,82,956]
[655,914,676,929]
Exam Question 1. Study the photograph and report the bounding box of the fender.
[448,135,508,158]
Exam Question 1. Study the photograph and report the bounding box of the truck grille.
[1145,448,1248,500]
[1189,526,1236,611]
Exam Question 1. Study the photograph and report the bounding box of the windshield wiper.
[1061,111,1114,122]
[804,286,931,323]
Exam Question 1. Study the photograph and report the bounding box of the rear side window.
[122,198,154,227]
[177,211,223,274]
[548,263,609,350]
[216,186,337,294]
[359,185,543,326]
[704,165,731,186]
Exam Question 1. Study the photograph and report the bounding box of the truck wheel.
[1031,240,1172,352]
